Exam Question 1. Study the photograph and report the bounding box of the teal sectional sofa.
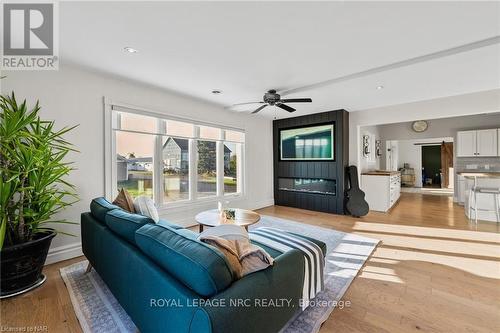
[81,198,326,333]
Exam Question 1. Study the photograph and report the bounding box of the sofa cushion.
[135,224,233,297]
[90,197,121,223]
[174,228,199,240]
[106,209,154,244]
[157,219,184,230]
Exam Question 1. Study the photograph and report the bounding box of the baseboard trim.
[46,242,83,265]
[251,198,275,210]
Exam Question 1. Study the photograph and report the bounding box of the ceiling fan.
[229,89,312,114]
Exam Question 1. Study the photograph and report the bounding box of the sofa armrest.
[196,249,305,333]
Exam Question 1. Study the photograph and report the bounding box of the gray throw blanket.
[199,235,274,279]
[249,227,325,310]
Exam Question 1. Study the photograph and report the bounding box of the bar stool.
[468,186,500,224]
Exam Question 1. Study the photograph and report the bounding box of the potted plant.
[0,92,78,298]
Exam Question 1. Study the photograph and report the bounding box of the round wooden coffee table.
[195,209,261,232]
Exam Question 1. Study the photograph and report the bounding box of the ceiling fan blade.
[225,101,264,109]
[277,103,296,112]
[251,104,268,114]
[280,98,312,103]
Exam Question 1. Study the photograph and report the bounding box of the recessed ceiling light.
[211,90,222,94]
[124,47,138,53]
[376,85,384,90]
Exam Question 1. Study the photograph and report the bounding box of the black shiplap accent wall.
[273,110,349,214]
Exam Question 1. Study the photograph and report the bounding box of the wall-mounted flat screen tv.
[280,124,334,160]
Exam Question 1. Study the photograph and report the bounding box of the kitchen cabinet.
[498,129,500,156]
[457,129,498,157]
[457,131,476,157]
[361,172,401,212]
[476,129,498,156]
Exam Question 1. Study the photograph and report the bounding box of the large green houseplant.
[0,92,78,298]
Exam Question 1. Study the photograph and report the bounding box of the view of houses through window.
[162,137,189,202]
[116,131,155,198]
[224,141,240,194]
[113,110,244,206]
[197,140,217,198]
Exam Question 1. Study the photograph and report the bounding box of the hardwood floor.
[1,193,499,332]
[260,193,500,333]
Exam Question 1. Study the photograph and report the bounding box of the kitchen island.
[457,171,500,222]
[361,171,401,212]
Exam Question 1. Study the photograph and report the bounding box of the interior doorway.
[421,142,454,189]
[422,145,441,187]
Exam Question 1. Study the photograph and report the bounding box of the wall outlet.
[484,164,490,170]
[466,164,478,169]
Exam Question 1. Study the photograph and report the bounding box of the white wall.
[395,137,453,187]
[374,112,500,191]
[349,89,500,168]
[1,65,274,264]
[378,113,500,140]
[397,140,422,186]
[384,140,398,171]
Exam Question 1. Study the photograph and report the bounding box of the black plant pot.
[0,230,56,298]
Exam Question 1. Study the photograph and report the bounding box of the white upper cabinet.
[457,130,477,157]
[476,129,498,156]
[457,129,498,157]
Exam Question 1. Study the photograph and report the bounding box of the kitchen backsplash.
[455,157,500,172]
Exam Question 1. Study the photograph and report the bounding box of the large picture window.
[197,140,217,198]
[110,107,245,207]
[116,131,155,198]
[224,141,241,194]
[162,137,189,202]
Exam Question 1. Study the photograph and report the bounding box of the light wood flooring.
[1,193,499,332]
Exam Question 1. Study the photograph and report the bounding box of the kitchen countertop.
[362,170,401,176]
[457,171,500,178]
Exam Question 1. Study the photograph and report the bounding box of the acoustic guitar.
[345,166,369,217]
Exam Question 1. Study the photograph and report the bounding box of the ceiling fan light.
[124,47,138,53]
[229,89,312,115]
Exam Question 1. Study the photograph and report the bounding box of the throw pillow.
[113,188,135,213]
[134,195,159,223]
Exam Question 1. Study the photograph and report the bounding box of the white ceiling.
[60,1,500,117]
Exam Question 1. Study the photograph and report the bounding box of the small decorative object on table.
[196,208,260,232]
[218,200,230,218]
[224,209,236,220]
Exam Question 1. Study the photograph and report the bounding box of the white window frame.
[104,98,246,210]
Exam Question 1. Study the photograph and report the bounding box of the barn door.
[440,142,454,188]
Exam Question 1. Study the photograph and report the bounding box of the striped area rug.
[249,227,325,310]
[60,215,378,333]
